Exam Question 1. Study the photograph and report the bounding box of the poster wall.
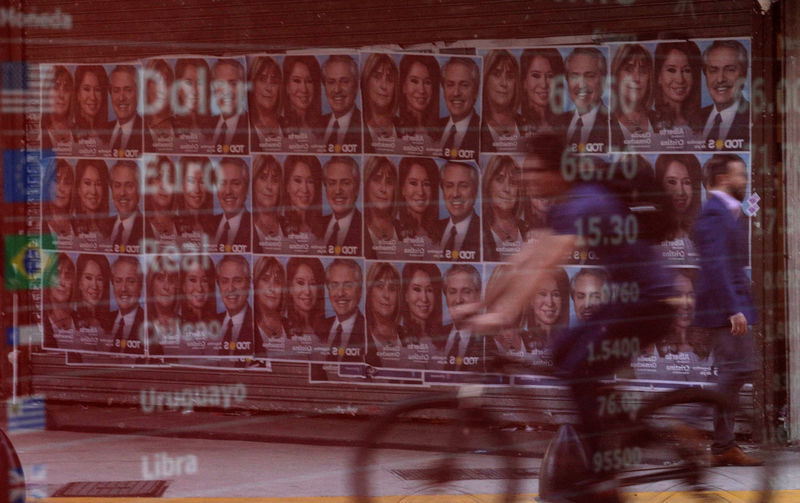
[37,38,753,386]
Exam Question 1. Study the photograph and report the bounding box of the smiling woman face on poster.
[248,56,283,151]
[43,65,75,154]
[610,44,655,151]
[519,48,565,136]
[72,65,109,151]
[481,50,521,153]
[361,53,399,153]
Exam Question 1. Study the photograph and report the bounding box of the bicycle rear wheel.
[630,387,778,502]
[350,395,522,503]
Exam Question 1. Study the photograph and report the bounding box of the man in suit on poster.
[691,154,761,466]
[559,47,609,152]
[322,156,362,255]
[105,256,145,355]
[438,161,481,261]
[320,55,362,152]
[436,264,484,372]
[320,259,366,363]
[209,58,249,152]
[216,255,254,356]
[695,40,750,150]
[108,160,144,252]
[570,267,608,323]
[438,57,481,157]
[108,65,144,155]
[211,157,251,252]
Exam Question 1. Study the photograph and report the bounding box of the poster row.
[43,255,714,384]
[38,37,751,160]
[41,152,751,265]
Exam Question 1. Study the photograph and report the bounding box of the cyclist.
[459,132,677,502]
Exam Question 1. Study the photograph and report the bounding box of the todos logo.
[445,249,475,260]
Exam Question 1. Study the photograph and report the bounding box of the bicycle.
[349,356,779,503]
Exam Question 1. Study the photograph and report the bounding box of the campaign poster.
[41,251,79,351]
[207,156,252,254]
[254,154,363,257]
[308,257,367,382]
[434,54,483,161]
[435,158,482,262]
[39,62,144,159]
[142,154,181,254]
[689,38,752,152]
[558,46,611,155]
[141,56,249,156]
[480,154,526,262]
[246,54,286,153]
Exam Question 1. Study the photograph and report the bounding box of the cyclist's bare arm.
[458,231,577,333]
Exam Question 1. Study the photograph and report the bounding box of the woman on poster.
[72,65,109,151]
[651,41,702,139]
[177,156,214,252]
[284,257,326,357]
[282,155,323,251]
[482,155,526,262]
[74,253,112,352]
[281,56,323,143]
[73,159,110,249]
[43,253,77,349]
[253,256,291,358]
[395,157,441,258]
[519,49,565,137]
[144,156,179,251]
[396,55,440,149]
[173,58,211,142]
[365,262,406,367]
[43,159,76,247]
[143,59,176,151]
[654,153,702,242]
[361,53,399,153]
[145,255,181,356]
[610,44,655,151]
[481,50,523,153]
[484,264,527,358]
[248,56,284,151]
[363,156,399,259]
[252,155,286,253]
[399,262,443,366]
[178,255,219,355]
[42,65,75,154]
[524,266,570,356]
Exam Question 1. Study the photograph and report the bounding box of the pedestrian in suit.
[438,161,481,261]
[694,40,750,149]
[320,55,362,152]
[691,154,761,466]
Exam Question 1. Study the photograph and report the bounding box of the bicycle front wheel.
[350,395,522,503]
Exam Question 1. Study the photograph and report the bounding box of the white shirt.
[329,311,358,351]
[113,307,138,340]
[440,212,474,250]
[324,108,354,145]
[443,326,471,359]
[110,118,135,151]
[567,104,601,145]
[440,112,473,151]
[213,114,241,145]
[702,99,742,141]
[324,209,355,246]
[222,305,247,342]
[215,209,244,245]
[111,212,138,245]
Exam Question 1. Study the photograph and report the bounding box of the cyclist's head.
[521,132,571,200]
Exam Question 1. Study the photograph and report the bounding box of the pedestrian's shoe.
[710,446,763,466]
